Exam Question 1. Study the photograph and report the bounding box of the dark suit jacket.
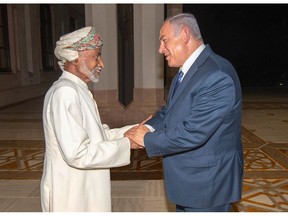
[145,45,243,208]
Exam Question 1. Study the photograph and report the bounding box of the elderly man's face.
[77,48,104,83]
[158,22,186,67]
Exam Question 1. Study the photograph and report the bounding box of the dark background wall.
[183,4,288,87]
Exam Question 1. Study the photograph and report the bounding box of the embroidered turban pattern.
[54,26,103,70]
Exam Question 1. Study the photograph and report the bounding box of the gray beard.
[79,62,100,83]
[88,73,99,83]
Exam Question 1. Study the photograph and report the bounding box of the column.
[128,4,166,123]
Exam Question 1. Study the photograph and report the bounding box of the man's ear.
[71,59,78,66]
[64,60,77,70]
[181,27,190,44]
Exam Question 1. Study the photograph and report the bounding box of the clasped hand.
[125,115,152,149]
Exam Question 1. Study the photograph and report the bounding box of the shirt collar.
[180,44,206,75]
[60,70,89,90]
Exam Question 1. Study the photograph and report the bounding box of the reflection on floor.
[237,127,288,212]
[0,91,288,212]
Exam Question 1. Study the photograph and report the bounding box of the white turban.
[54,26,103,70]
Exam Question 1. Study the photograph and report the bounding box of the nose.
[158,41,166,54]
[158,42,165,54]
[99,57,104,68]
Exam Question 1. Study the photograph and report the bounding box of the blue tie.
[172,71,184,98]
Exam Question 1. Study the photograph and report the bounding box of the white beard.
[79,60,100,83]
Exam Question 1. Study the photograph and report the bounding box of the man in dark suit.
[125,13,243,212]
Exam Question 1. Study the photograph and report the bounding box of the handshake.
[124,115,153,149]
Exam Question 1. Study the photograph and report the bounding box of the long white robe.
[41,71,132,212]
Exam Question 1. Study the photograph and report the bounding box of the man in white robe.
[41,26,142,212]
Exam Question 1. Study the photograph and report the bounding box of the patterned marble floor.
[0,88,288,212]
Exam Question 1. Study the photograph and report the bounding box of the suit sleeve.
[144,71,236,157]
[145,105,167,131]
[50,86,130,169]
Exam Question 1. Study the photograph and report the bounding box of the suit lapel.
[167,45,213,112]
[167,73,178,102]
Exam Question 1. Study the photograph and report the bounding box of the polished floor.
[0,87,288,212]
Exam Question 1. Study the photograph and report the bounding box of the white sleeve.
[103,124,137,140]
[50,86,130,169]
[145,124,155,132]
